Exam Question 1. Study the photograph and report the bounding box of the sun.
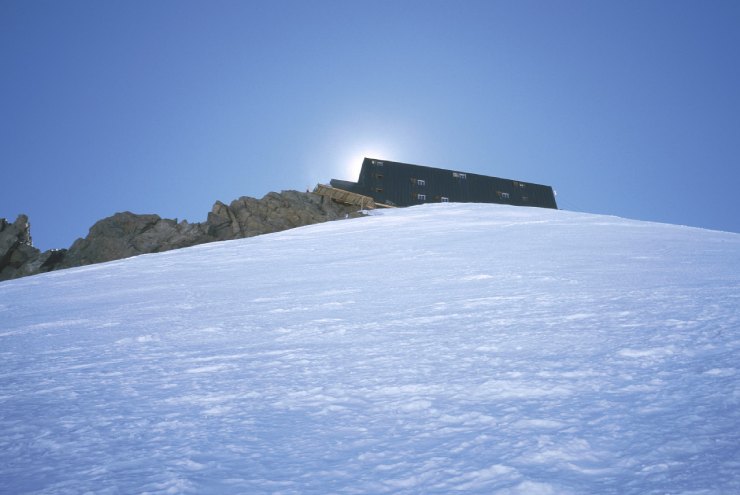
[340,147,390,181]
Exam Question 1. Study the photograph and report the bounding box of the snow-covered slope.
[2,204,739,494]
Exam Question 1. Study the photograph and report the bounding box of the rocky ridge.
[1,190,361,281]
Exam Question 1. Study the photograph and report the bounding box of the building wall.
[331,158,558,209]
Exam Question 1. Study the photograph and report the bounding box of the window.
[452,172,467,179]
[375,173,384,179]
[417,194,426,201]
[441,197,449,203]
[417,179,426,186]
[376,188,384,193]
[496,191,510,199]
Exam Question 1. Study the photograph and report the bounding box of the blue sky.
[2,0,739,251]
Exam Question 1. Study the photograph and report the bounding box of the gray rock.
[0,214,42,280]
[207,190,360,240]
[12,249,67,279]
[0,190,362,281]
[59,212,210,269]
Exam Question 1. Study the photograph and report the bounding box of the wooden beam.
[313,184,388,210]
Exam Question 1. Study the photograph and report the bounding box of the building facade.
[330,158,558,209]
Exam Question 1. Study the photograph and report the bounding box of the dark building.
[330,158,558,209]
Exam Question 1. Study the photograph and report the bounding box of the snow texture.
[1,203,739,494]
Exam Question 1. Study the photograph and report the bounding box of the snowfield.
[1,203,739,494]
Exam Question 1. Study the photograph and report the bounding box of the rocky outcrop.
[207,190,360,239]
[1,191,361,281]
[1,215,69,280]
[58,213,210,269]
[1,215,44,279]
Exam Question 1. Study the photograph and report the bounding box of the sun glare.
[340,148,389,181]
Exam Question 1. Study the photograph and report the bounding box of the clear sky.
[2,0,739,251]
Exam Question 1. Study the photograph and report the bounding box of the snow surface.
[1,203,740,494]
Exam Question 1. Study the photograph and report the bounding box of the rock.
[206,190,359,240]
[0,214,42,280]
[1,190,363,282]
[59,212,210,269]
[12,249,67,279]
[206,201,240,239]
